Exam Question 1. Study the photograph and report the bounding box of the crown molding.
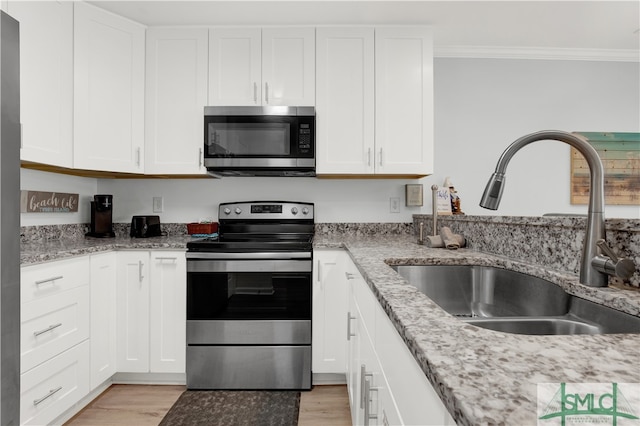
[434,45,640,62]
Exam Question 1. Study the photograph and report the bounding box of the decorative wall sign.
[571,132,640,205]
[435,186,453,215]
[20,191,79,213]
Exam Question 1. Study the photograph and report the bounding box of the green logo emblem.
[539,383,639,425]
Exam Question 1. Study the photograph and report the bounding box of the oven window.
[207,122,291,157]
[187,271,311,320]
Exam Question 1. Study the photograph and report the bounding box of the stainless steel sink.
[391,265,640,335]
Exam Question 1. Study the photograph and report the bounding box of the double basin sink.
[391,265,640,335]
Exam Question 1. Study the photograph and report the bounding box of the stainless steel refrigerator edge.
[0,10,20,425]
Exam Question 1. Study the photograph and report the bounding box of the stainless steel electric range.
[185,201,314,390]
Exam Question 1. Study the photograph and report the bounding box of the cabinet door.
[312,250,348,374]
[316,28,374,174]
[346,284,363,426]
[90,252,117,389]
[262,28,315,106]
[146,28,208,174]
[375,297,455,425]
[9,1,73,167]
[209,28,262,106]
[73,2,145,173]
[116,252,149,373]
[149,251,186,373]
[375,27,434,175]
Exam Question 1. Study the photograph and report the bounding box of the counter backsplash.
[20,217,639,287]
[413,214,640,288]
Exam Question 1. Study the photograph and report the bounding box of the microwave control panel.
[298,123,312,154]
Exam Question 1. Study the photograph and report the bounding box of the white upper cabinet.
[316,27,433,177]
[145,28,208,175]
[261,28,315,106]
[73,2,145,173]
[10,1,73,168]
[209,27,315,106]
[316,28,375,174]
[209,28,262,106]
[375,27,434,175]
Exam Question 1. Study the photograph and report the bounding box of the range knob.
[291,207,299,215]
[234,207,242,215]
[223,207,231,215]
[302,207,309,215]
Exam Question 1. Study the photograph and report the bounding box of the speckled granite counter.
[20,235,193,265]
[314,234,640,426]
[21,232,640,425]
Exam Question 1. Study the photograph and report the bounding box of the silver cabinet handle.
[136,147,141,167]
[155,256,177,261]
[138,260,144,282]
[198,148,203,168]
[345,272,356,280]
[364,379,379,426]
[360,364,373,409]
[346,312,356,341]
[265,82,269,104]
[316,260,322,284]
[33,386,62,406]
[379,148,383,166]
[253,82,258,104]
[35,275,63,285]
[367,148,371,166]
[33,323,62,337]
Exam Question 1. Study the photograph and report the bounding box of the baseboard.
[112,372,186,385]
[313,373,346,385]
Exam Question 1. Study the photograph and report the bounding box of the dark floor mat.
[159,390,300,426]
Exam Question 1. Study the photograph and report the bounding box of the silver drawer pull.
[34,323,63,337]
[35,275,63,285]
[155,257,177,261]
[33,386,62,406]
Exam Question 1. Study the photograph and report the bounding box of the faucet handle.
[593,239,636,281]
[596,239,620,262]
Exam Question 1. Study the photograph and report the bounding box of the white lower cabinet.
[116,251,150,372]
[313,250,349,374]
[149,252,187,373]
[20,256,91,426]
[90,252,117,390]
[20,341,90,426]
[339,251,455,426]
[116,251,186,374]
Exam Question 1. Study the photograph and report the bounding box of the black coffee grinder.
[86,194,116,238]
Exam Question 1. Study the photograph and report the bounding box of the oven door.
[186,257,312,345]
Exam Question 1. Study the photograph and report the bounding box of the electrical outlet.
[390,197,400,213]
[153,196,164,213]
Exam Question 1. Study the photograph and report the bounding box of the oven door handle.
[187,259,312,273]
[186,252,311,260]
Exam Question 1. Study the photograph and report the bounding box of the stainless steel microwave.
[203,106,315,177]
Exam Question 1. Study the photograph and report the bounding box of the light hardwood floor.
[65,384,352,426]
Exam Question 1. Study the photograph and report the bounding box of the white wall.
[20,169,97,226]
[424,58,640,218]
[97,177,422,223]
[23,57,639,225]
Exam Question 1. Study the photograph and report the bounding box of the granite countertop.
[20,235,193,265]
[314,235,640,426]
[21,233,640,425]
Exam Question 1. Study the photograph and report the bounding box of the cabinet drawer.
[22,256,90,304]
[21,286,90,373]
[20,340,90,426]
